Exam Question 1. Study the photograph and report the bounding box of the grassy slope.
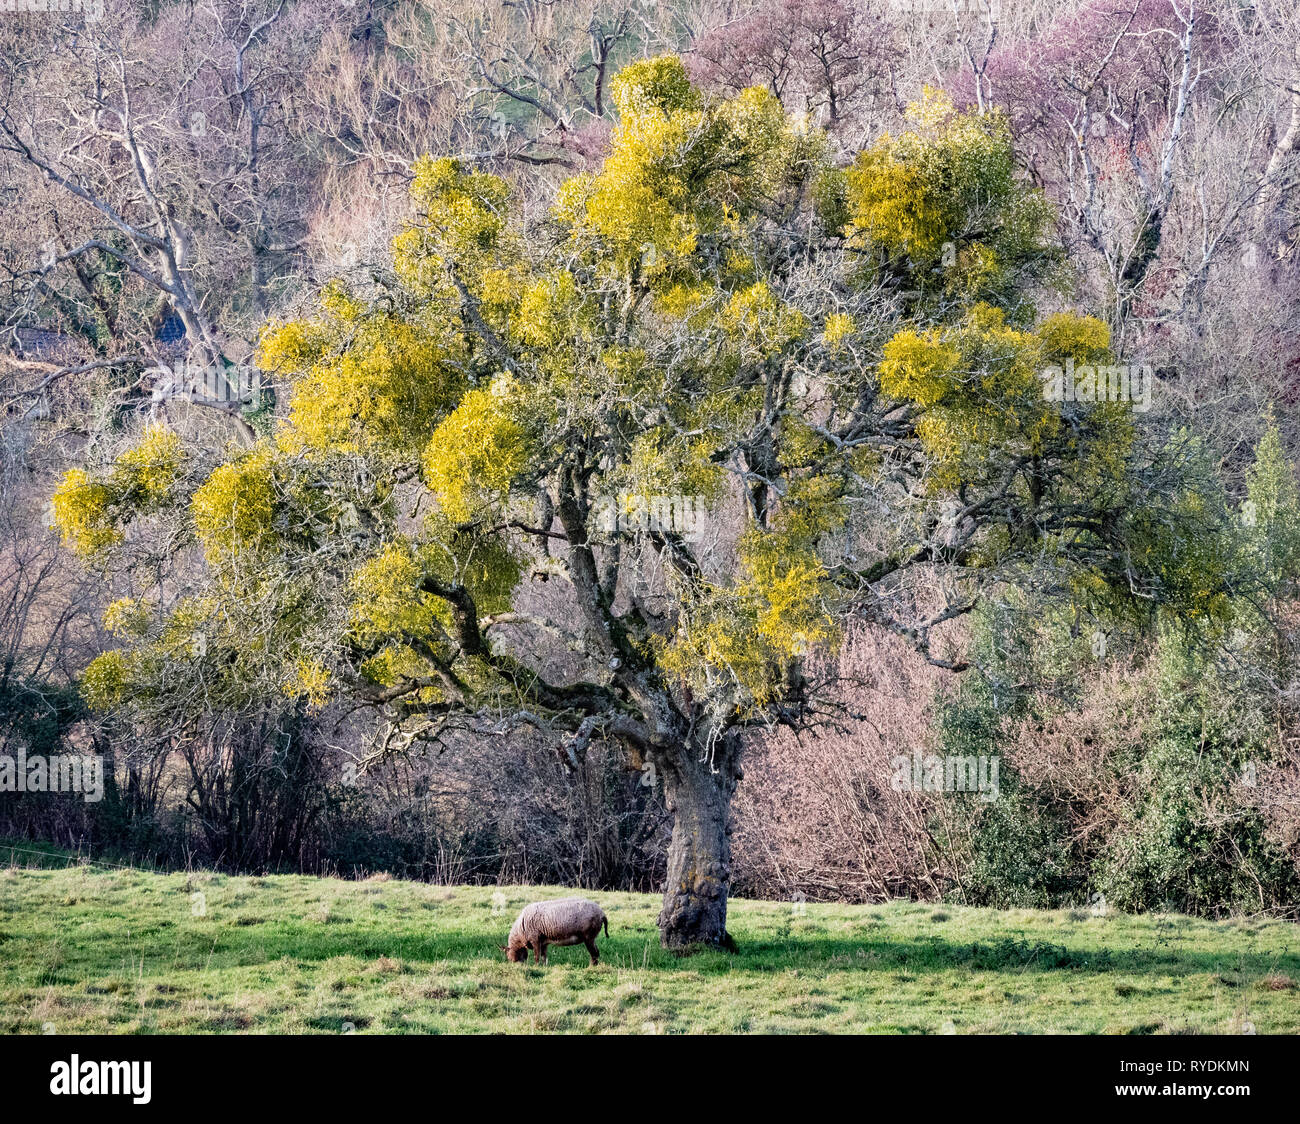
[1,843,1297,1034]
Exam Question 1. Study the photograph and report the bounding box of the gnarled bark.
[656,736,740,950]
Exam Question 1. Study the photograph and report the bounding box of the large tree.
[54,58,1231,947]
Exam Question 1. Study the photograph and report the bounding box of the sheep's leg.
[584,936,599,966]
[535,939,547,965]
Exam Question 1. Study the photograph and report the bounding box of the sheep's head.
[504,941,528,963]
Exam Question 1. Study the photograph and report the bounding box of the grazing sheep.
[502,897,609,965]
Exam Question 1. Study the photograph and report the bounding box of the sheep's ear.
[499,945,508,952]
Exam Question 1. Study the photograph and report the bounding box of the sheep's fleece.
[507,898,608,959]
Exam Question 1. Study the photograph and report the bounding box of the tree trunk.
[656,737,740,950]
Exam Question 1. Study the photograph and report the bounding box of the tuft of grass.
[1,842,1298,1034]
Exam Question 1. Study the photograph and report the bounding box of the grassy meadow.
[2,842,1297,1034]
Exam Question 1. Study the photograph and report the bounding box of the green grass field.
[2,842,1297,1034]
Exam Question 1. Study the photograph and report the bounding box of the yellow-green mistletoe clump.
[52,423,188,556]
[347,527,519,693]
[659,476,844,706]
[389,157,525,337]
[422,383,530,522]
[281,655,333,710]
[190,449,277,563]
[832,87,1051,304]
[556,56,809,289]
[102,598,151,638]
[260,282,464,458]
[878,305,1132,492]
